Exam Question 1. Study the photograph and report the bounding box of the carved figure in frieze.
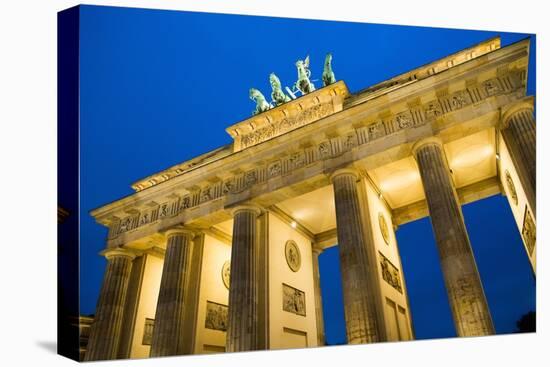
[322,53,336,86]
[250,88,272,115]
[450,92,468,109]
[293,55,315,95]
[180,196,191,210]
[289,152,305,168]
[318,141,331,158]
[200,186,212,203]
[260,124,276,141]
[269,73,291,106]
[139,212,150,225]
[159,203,169,218]
[483,79,501,96]
[368,121,384,140]
[222,180,233,195]
[119,217,131,233]
[424,101,442,119]
[268,161,282,177]
[245,170,257,187]
[342,133,357,150]
[395,113,413,129]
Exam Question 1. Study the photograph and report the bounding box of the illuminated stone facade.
[85,37,535,360]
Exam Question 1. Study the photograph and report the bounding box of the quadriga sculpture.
[269,73,291,106]
[294,55,315,95]
[249,88,272,115]
[322,53,336,86]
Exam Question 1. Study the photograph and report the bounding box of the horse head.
[249,88,262,102]
[269,73,282,90]
[324,53,333,68]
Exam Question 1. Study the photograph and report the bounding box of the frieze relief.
[158,202,169,219]
[240,102,334,149]
[112,71,523,237]
[268,161,282,178]
[205,301,228,332]
[379,252,403,293]
[282,283,306,316]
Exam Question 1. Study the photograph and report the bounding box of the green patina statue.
[249,88,272,115]
[322,53,336,86]
[269,73,291,106]
[249,53,336,115]
[294,55,315,95]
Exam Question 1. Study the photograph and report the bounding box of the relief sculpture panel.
[205,301,228,332]
[282,283,306,316]
[521,206,536,256]
[379,252,403,293]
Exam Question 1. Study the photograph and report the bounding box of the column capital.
[500,96,535,129]
[101,247,137,261]
[329,167,360,182]
[228,203,263,218]
[165,226,195,240]
[411,137,443,157]
[312,243,324,255]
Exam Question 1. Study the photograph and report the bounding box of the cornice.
[90,38,530,240]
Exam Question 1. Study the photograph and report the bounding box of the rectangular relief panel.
[204,301,228,332]
[282,283,306,316]
[379,252,403,293]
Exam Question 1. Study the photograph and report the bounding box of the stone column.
[312,244,325,346]
[226,204,262,352]
[413,137,494,337]
[501,101,536,216]
[330,168,382,344]
[84,248,136,361]
[150,227,195,357]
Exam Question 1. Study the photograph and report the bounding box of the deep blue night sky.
[78,5,536,344]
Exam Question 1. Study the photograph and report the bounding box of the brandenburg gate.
[85,37,535,360]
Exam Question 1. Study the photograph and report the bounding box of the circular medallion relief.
[505,170,518,206]
[221,260,230,289]
[378,213,390,245]
[285,240,301,272]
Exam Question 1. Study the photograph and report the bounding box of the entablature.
[91,38,530,248]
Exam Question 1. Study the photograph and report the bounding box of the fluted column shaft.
[312,245,325,346]
[226,205,261,352]
[501,107,536,215]
[85,248,135,361]
[150,228,194,357]
[331,169,381,344]
[414,139,494,336]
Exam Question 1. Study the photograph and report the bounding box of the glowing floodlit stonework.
[86,36,535,360]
